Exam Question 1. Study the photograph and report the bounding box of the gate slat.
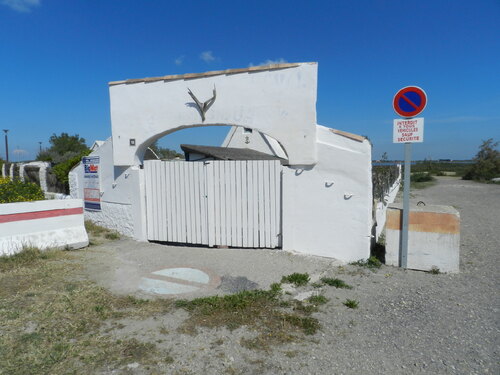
[206,162,215,247]
[185,163,193,244]
[235,161,243,247]
[230,161,238,247]
[241,161,248,247]
[174,162,182,242]
[252,161,259,247]
[224,161,231,246]
[165,163,173,242]
[256,161,264,247]
[219,162,227,246]
[269,160,276,248]
[200,162,208,244]
[171,162,178,243]
[145,161,154,240]
[213,161,221,245]
[192,163,199,243]
[263,160,272,248]
[153,161,160,240]
[159,162,166,241]
[275,160,282,247]
[246,161,254,248]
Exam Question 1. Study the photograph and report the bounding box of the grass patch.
[1,247,326,369]
[343,299,359,309]
[0,248,175,374]
[0,246,57,272]
[85,220,120,244]
[307,295,328,305]
[104,232,120,240]
[280,273,310,287]
[320,277,353,289]
[350,256,382,270]
[176,283,322,349]
[410,179,438,189]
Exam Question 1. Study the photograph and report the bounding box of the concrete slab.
[139,278,200,295]
[78,238,343,299]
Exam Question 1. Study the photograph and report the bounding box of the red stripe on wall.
[0,207,83,224]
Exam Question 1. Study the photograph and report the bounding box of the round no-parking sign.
[393,86,427,118]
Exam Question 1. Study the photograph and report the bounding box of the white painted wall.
[283,126,373,261]
[109,63,318,166]
[0,199,88,255]
[69,139,145,239]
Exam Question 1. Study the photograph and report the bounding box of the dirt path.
[89,176,498,374]
[2,177,498,374]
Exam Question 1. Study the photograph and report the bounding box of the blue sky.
[1,0,499,161]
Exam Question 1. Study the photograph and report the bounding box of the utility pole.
[38,141,42,153]
[3,129,9,162]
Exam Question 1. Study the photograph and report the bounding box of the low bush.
[463,139,499,181]
[411,172,434,183]
[52,150,90,194]
[0,179,45,203]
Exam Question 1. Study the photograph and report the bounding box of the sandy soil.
[76,177,500,374]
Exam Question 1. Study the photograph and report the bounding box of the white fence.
[144,160,282,248]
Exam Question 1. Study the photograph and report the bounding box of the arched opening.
[138,123,289,165]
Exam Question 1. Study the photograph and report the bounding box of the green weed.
[350,256,382,270]
[320,277,353,289]
[307,295,328,305]
[343,299,359,309]
[429,266,440,274]
[281,273,310,287]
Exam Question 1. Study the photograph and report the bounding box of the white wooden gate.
[144,160,282,248]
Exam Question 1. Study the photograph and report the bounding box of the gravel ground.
[93,177,499,374]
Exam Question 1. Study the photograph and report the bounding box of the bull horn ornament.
[187,85,216,122]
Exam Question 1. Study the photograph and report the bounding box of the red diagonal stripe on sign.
[401,94,419,110]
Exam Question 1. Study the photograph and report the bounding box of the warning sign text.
[393,118,424,143]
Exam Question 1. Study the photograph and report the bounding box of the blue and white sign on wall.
[83,156,101,211]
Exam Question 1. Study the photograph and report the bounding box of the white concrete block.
[385,204,460,273]
[0,199,89,255]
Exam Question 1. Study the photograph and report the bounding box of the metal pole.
[39,141,42,153]
[3,129,9,162]
[400,142,412,268]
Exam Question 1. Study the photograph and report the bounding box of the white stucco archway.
[109,63,318,166]
[71,61,377,263]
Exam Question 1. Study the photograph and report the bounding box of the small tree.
[37,133,89,164]
[36,133,90,193]
[463,138,500,181]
